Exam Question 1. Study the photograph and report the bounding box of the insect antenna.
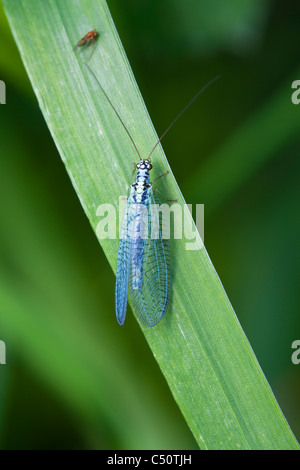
[84,61,142,160]
[147,74,220,160]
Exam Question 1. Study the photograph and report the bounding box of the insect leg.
[151,170,169,184]
[153,188,177,203]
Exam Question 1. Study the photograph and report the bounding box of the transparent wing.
[129,192,171,327]
[115,199,132,325]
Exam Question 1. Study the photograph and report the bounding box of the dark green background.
[0,0,299,449]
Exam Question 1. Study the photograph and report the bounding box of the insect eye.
[148,164,152,170]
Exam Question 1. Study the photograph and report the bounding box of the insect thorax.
[131,181,152,204]
[131,160,152,203]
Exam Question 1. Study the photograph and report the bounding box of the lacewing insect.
[85,62,219,327]
[115,158,171,327]
[73,29,98,50]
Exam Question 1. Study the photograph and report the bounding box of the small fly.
[73,29,98,50]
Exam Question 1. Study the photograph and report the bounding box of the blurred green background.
[0,0,299,449]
